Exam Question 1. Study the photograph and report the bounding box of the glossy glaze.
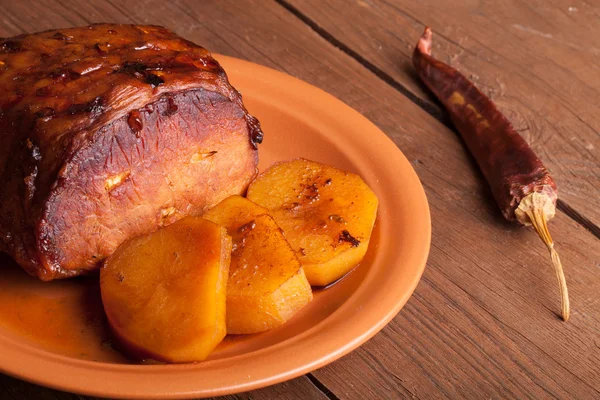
[0,25,263,279]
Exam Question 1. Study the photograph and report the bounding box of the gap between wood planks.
[306,373,341,400]
[274,0,600,241]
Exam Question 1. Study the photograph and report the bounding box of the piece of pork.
[0,24,263,280]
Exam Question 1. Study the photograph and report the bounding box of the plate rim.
[0,54,431,398]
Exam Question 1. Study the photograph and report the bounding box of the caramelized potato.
[100,217,231,363]
[204,196,312,334]
[247,159,378,286]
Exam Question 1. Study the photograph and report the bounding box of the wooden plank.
[284,0,600,229]
[0,373,327,400]
[1,0,599,399]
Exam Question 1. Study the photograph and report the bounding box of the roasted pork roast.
[0,24,263,280]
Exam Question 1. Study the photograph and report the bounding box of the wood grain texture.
[285,0,600,230]
[0,0,599,399]
[0,373,328,400]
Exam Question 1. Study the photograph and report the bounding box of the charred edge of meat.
[34,107,55,120]
[116,62,165,88]
[52,32,73,41]
[35,86,51,97]
[0,40,22,53]
[67,96,104,116]
[144,73,165,88]
[246,114,263,148]
[230,88,263,148]
[118,61,148,74]
[50,68,81,82]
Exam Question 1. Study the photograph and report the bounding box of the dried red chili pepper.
[413,27,569,321]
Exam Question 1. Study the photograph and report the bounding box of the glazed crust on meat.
[0,24,263,280]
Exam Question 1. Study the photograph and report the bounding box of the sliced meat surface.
[0,24,263,280]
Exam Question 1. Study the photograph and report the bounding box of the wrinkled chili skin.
[412,28,557,221]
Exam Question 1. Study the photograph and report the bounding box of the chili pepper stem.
[516,192,570,321]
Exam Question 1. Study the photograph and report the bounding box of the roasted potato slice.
[204,195,312,334]
[247,159,378,286]
[100,217,231,363]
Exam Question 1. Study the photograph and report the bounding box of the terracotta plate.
[0,55,431,398]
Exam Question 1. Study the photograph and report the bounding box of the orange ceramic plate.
[0,55,430,398]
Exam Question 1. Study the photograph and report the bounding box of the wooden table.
[1,1,599,398]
